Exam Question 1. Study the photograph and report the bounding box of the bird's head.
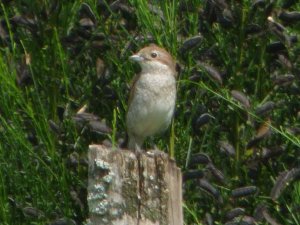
[129,44,176,75]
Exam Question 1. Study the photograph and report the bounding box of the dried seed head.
[231,186,258,198]
[179,35,203,55]
[270,168,300,200]
[231,90,251,109]
[219,141,235,157]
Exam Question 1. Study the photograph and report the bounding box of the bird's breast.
[127,72,176,136]
[136,72,176,97]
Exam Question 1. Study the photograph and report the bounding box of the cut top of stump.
[87,145,183,225]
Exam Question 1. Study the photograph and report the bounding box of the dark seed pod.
[231,90,250,109]
[266,41,286,53]
[76,27,93,40]
[73,112,112,134]
[176,63,182,75]
[148,4,165,21]
[262,207,282,225]
[1,0,13,5]
[279,11,300,23]
[118,134,128,149]
[79,157,89,166]
[0,21,9,43]
[8,197,17,208]
[251,0,266,9]
[282,0,298,9]
[253,203,267,221]
[79,3,97,24]
[121,41,135,59]
[117,138,126,148]
[189,74,202,82]
[198,178,223,203]
[277,54,292,69]
[89,120,112,134]
[189,153,211,166]
[268,17,292,46]
[10,15,37,31]
[245,24,262,35]
[205,212,214,225]
[23,206,44,218]
[195,113,213,128]
[224,222,237,225]
[265,1,275,16]
[183,170,204,181]
[270,168,300,200]
[213,0,228,10]
[268,16,286,32]
[48,120,61,134]
[266,35,297,53]
[96,58,105,78]
[231,186,258,198]
[207,163,226,183]
[111,2,136,22]
[226,207,246,220]
[66,152,79,168]
[102,139,113,148]
[179,35,203,55]
[222,9,234,22]
[217,8,234,28]
[273,74,295,86]
[92,32,106,42]
[197,61,223,85]
[70,190,84,211]
[179,1,199,12]
[50,218,77,225]
[16,60,31,87]
[247,119,271,148]
[261,146,284,162]
[255,118,271,139]
[134,34,155,42]
[201,0,217,24]
[284,84,300,95]
[246,160,260,180]
[225,216,256,225]
[255,101,275,117]
[246,137,263,149]
[241,216,257,225]
[219,141,235,157]
[79,18,95,29]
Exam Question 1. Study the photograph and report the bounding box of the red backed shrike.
[126,44,177,150]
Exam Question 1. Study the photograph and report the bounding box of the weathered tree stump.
[87,145,183,225]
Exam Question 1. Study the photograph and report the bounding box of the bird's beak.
[129,54,144,62]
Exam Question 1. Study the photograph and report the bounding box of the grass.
[0,0,300,224]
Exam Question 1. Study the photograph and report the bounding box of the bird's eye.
[151,52,158,58]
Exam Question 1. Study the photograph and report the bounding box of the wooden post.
[87,145,183,225]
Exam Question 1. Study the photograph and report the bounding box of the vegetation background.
[0,0,299,224]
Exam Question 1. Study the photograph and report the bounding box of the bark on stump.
[87,145,183,225]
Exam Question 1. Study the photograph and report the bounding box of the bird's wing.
[128,73,141,108]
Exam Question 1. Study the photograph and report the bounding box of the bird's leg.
[128,134,144,151]
[146,136,163,156]
[153,144,159,151]
[134,143,143,157]
[147,136,159,151]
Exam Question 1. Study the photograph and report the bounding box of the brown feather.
[128,73,140,108]
[139,44,177,75]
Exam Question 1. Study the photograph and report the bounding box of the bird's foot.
[146,147,164,158]
[134,144,143,158]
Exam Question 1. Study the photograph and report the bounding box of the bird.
[126,44,177,151]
